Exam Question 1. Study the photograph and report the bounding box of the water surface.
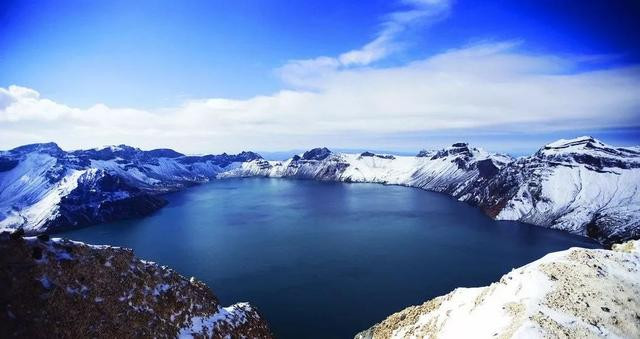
[58,178,600,338]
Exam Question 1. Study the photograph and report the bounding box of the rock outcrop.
[355,240,640,338]
[0,233,272,338]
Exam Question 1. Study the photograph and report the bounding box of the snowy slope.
[1,137,638,244]
[355,240,640,339]
[223,137,640,245]
[0,143,261,234]
[465,136,640,245]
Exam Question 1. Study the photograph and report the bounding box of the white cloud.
[1,42,639,153]
[277,0,453,87]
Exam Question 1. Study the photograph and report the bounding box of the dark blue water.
[57,178,600,338]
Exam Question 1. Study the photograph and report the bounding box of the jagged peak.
[416,149,435,157]
[450,142,469,148]
[543,136,605,149]
[416,142,473,158]
[236,150,262,157]
[430,142,479,160]
[301,147,332,161]
[233,151,263,161]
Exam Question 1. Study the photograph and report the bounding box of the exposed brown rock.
[0,233,272,338]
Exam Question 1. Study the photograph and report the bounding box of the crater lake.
[57,178,600,338]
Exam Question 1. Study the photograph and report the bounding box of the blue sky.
[1,0,639,154]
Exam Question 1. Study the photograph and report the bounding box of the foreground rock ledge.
[356,241,640,338]
[0,233,272,338]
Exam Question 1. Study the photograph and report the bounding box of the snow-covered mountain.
[354,239,640,338]
[465,137,640,245]
[1,137,638,245]
[0,142,261,234]
[223,137,640,245]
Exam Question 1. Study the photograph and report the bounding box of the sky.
[1,0,639,155]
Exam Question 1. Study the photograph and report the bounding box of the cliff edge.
[0,232,272,338]
[355,240,640,338]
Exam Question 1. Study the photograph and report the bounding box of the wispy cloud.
[2,42,639,153]
[277,0,453,87]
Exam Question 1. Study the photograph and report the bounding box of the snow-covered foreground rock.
[354,240,640,339]
[0,232,272,338]
[224,137,640,245]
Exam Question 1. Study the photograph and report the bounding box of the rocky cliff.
[0,232,272,338]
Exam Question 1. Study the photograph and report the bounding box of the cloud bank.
[2,40,639,153]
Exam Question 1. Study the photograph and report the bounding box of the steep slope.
[223,137,640,245]
[355,240,640,339]
[0,143,261,234]
[0,232,272,338]
[463,137,640,245]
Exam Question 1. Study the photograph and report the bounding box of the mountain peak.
[543,136,604,149]
[450,142,469,148]
[234,151,263,161]
[9,142,63,155]
[538,136,640,169]
[145,148,185,158]
[302,147,332,161]
[416,149,435,157]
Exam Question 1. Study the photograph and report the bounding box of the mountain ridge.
[1,137,638,245]
[223,136,640,246]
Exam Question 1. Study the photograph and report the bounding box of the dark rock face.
[43,170,167,233]
[145,148,185,158]
[416,150,434,157]
[0,157,19,172]
[302,147,332,161]
[360,151,375,157]
[315,162,350,179]
[475,159,500,179]
[0,234,272,338]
